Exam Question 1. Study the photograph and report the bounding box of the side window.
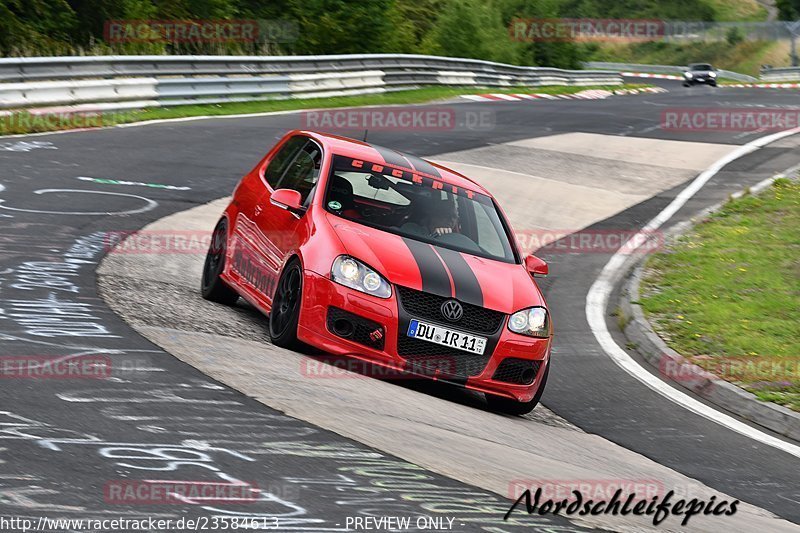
[276,140,323,204]
[472,201,505,258]
[263,136,307,189]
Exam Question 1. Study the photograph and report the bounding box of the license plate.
[406,319,487,355]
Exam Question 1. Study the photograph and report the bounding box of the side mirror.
[270,189,305,215]
[525,255,548,278]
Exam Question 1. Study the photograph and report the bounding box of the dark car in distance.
[683,63,717,87]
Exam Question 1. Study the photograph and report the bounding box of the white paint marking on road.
[77,176,191,191]
[0,189,158,216]
[586,127,800,459]
[2,174,17,216]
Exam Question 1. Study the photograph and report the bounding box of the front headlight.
[331,256,392,299]
[507,307,550,338]
[708,71,717,78]
[684,72,693,78]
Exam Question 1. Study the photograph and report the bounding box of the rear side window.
[264,136,307,188]
[276,140,323,205]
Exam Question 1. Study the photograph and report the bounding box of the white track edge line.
[586,127,800,459]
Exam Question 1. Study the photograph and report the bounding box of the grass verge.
[0,84,647,137]
[640,178,800,411]
[588,40,789,77]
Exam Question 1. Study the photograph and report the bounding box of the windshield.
[324,155,517,263]
[689,64,713,71]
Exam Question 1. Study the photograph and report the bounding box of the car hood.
[325,214,544,313]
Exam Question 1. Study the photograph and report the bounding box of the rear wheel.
[269,259,304,350]
[201,218,240,305]
[487,362,549,416]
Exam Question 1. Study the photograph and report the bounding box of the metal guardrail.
[0,54,622,111]
[760,66,800,81]
[582,61,758,82]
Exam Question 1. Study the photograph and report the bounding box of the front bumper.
[297,270,551,402]
[686,76,716,84]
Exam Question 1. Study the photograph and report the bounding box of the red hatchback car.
[202,130,552,414]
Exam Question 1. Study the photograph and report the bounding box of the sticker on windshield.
[328,200,342,210]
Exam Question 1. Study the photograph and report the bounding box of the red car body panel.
[217,130,552,402]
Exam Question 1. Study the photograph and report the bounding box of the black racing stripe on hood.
[370,144,411,169]
[403,153,441,178]
[435,247,483,307]
[401,238,452,298]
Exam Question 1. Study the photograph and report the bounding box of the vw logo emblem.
[441,300,463,322]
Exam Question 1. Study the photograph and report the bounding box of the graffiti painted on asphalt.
[0,293,119,338]
[0,233,117,338]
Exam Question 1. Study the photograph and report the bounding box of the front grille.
[326,307,385,351]
[397,336,489,378]
[396,286,505,334]
[492,358,542,385]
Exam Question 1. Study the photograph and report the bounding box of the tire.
[486,362,549,416]
[201,218,240,305]
[683,82,690,87]
[269,258,304,350]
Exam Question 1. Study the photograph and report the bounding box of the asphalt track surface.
[1,83,799,530]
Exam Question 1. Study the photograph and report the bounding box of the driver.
[399,191,459,238]
[425,198,458,237]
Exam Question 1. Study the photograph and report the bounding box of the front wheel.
[486,363,549,416]
[201,218,240,305]
[269,259,304,350]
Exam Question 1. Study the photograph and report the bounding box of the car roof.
[295,130,491,196]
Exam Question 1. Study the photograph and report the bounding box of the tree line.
[0,0,737,67]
